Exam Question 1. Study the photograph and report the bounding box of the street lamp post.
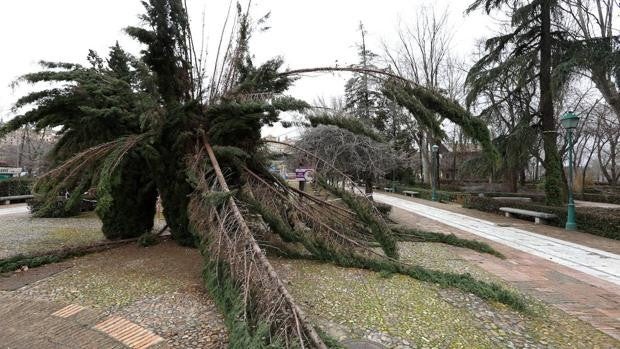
[561,111,580,231]
[431,144,439,202]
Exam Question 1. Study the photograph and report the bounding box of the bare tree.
[382,7,465,184]
[0,125,54,174]
[558,0,620,123]
[595,110,620,184]
[296,125,402,194]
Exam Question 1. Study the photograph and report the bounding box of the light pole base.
[565,222,577,231]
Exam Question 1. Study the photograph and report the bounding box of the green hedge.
[393,185,469,203]
[464,196,620,240]
[576,193,620,205]
[471,192,546,203]
[0,178,33,197]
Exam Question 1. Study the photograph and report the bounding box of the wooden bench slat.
[499,207,557,219]
[0,195,34,201]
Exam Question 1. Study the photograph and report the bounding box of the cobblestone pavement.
[1,242,227,348]
[382,193,620,341]
[0,205,168,259]
[273,254,619,349]
[0,207,105,259]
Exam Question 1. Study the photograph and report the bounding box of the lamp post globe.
[560,111,579,130]
[561,111,579,231]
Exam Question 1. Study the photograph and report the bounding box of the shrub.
[0,178,33,197]
[471,191,546,203]
[576,193,620,205]
[464,196,620,240]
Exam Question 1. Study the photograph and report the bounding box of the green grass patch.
[0,240,135,273]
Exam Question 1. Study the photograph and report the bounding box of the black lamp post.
[560,111,580,231]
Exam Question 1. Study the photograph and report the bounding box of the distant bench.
[499,207,557,225]
[402,190,419,197]
[0,195,34,205]
[384,187,395,193]
[492,197,532,202]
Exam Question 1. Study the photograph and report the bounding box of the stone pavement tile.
[597,308,620,320]
[389,206,620,341]
[401,194,620,255]
[0,293,126,349]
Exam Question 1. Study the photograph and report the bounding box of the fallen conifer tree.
[1,1,521,347]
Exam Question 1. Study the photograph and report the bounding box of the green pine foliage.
[383,80,499,165]
[319,178,399,259]
[202,259,295,349]
[344,22,390,130]
[308,114,385,142]
[2,43,158,223]
[3,1,535,344]
[96,151,158,240]
[244,190,525,311]
[391,226,505,258]
[0,240,136,273]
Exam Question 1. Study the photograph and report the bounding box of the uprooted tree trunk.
[190,137,327,348]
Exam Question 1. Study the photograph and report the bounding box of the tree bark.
[540,0,564,206]
[203,137,327,349]
[365,175,374,196]
[418,136,432,184]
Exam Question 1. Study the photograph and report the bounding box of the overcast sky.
[0,0,498,136]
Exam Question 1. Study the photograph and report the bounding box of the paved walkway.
[0,204,29,216]
[375,193,620,286]
[376,193,620,340]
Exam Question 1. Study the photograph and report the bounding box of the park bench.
[384,187,395,193]
[499,207,557,225]
[402,190,419,197]
[492,196,532,202]
[0,194,34,205]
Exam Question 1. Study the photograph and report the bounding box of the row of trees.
[332,0,619,205]
[0,125,53,174]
